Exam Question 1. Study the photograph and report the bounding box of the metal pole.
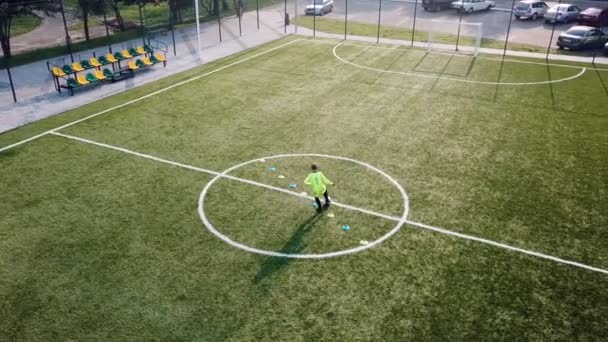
[238,3,242,36]
[138,3,146,46]
[545,0,561,60]
[256,0,260,29]
[284,0,287,33]
[313,6,316,37]
[502,0,516,58]
[169,1,177,55]
[5,61,17,103]
[376,0,382,43]
[411,0,418,46]
[217,12,222,42]
[194,0,202,54]
[59,0,74,62]
[344,0,348,40]
[102,4,112,52]
[455,9,464,51]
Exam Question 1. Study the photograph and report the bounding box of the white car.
[306,0,334,16]
[451,0,494,13]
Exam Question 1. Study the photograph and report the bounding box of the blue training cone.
[289,183,297,189]
[267,166,276,172]
[312,201,319,209]
[342,225,350,232]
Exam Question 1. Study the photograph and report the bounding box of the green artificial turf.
[1,36,607,340]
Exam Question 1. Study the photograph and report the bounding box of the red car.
[577,7,608,28]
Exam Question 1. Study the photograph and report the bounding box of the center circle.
[197,153,409,259]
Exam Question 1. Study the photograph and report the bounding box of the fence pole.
[455,9,464,51]
[344,0,348,40]
[102,4,112,53]
[138,2,146,46]
[545,0,561,60]
[4,60,17,103]
[313,6,316,37]
[59,0,74,62]
[284,0,287,33]
[256,0,260,29]
[238,2,242,36]
[411,0,418,46]
[376,0,382,43]
[169,1,177,55]
[217,10,223,42]
[502,0,516,58]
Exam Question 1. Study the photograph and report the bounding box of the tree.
[106,0,126,31]
[77,0,104,40]
[0,0,59,60]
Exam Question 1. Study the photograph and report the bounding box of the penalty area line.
[50,132,608,276]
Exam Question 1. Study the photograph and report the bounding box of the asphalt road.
[297,0,608,48]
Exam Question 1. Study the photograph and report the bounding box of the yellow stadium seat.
[72,62,84,72]
[90,57,102,67]
[76,74,89,85]
[106,54,118,63]
[94,70,107,80]
[122,49,133,58]
[155,53,166,62]
[136,46,146,55]
[142,57,153,66]
[128,61,139,70]
[52,66,66,77]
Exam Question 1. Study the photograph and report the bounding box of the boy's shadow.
[254,214,322,284]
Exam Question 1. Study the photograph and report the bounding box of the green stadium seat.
[81,60,93,69]
[150,55,160,64]
[62,64,75,74]
[135,59,146,68]
[114,51,125,60]
[98,56,111,65]
[85,72,98,83]
[67,78,79,88]
[129,47,141,56]
[103,68,114,78]
[144,45,153,54]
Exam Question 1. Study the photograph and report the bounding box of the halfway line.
[51,131,608,276]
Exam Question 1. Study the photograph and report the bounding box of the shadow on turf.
[254,214,322,284]
[0,150,17,159]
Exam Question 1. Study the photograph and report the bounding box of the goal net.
[420,20,483,56]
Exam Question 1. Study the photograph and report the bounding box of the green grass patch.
[1,37,607,340]
[10,14,43,37]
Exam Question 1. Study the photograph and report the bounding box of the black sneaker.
[323,202,331,209]
[316,207,324,214]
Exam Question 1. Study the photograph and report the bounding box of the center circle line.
[198,153,409,259]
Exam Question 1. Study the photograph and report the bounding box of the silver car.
[513,0,548,20]
[545,4,580,24]
[305,0,334,16]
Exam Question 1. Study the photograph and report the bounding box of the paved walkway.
[0,8,290,133]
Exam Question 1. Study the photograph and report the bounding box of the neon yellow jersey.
[304,171,333,197]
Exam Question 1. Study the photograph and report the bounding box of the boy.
[304,163,334,213]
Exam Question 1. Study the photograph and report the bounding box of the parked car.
[305,0,334,16]
[545,4,580,24]
[451,0,494,13]
[513,0,548,20]
[604,41,608,54]
[577,7,608,28]
[557,26,608,50]
[422,0,453,11]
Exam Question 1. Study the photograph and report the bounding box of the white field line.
[405,220,608,276]
[334,42,587,85]
[49,132,400,222]
[338,41,607,70]
[52,131,608,275]
[0,39,304,154]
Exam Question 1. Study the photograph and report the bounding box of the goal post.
[424,20,483,56]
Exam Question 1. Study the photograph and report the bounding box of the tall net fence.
[1,0,607,104]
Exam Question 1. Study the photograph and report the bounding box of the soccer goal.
[423,20,483,56]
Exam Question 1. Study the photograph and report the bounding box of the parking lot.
[300,0,608,51]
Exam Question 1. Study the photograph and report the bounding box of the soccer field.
[1,36,607,340]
